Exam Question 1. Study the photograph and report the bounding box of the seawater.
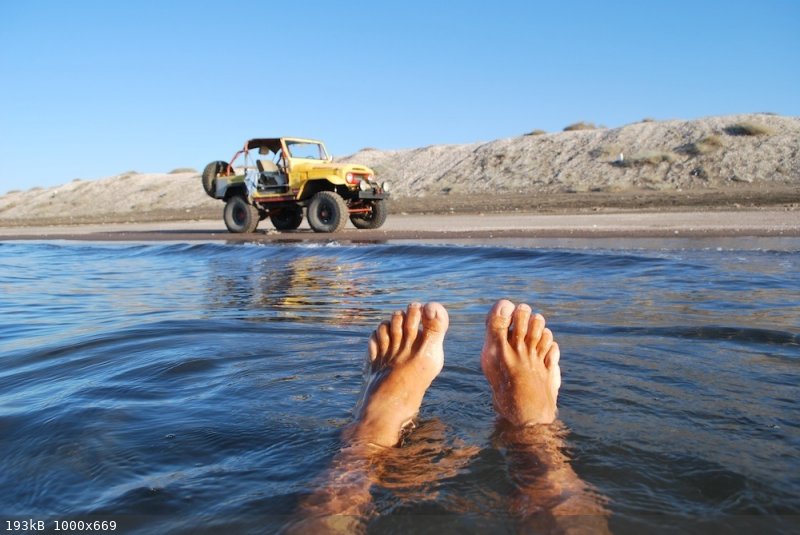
[0,240,798,534]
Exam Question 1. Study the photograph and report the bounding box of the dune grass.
[563,121,599,131]
[524,129,547,136]
[590,144,624,159]
[685,134,724,156]
[616,150,676,167]
[724,122,775,136]
[168,167,198,174]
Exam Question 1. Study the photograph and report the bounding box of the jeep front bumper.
[355,179,389,200]
[358,189,388,200]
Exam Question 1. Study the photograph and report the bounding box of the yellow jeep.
[201,137,389,233]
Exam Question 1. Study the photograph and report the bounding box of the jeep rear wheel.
[223,195,260,233]
[350,200,387,230]
[307,191,348,233]
[202,160,230,198]
[270,205,304,231]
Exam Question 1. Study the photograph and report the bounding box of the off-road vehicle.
[202,137,389,233]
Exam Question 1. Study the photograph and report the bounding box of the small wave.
[563,322,799,347]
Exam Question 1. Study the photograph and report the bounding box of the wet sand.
[1,210,798,242]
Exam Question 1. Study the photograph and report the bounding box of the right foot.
[481,300,561,426]
[348,302,448,447]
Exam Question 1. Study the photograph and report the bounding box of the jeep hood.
[294,161,374,174]
[312,162,372,173]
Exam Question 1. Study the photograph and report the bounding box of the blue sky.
[0,0,798,194]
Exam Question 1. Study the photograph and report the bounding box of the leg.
[481,300,610,532]
[290,302,449,532]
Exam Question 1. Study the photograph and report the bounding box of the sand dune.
[0,113,797,226]
[341,113,799,196]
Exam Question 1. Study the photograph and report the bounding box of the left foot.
[481,300,561,427]
[348,302,448,447]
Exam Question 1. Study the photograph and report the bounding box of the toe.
[536,328,554,357]
[544,341,560,369]
[510,304,532,349]
[398,303,422,355]
[389,310,404,355]
[421,302,449,339]
[404,303,422,337]
[376,321,391,361]
[367,333,378,365]
[486,299,515,339]
[525,313,546,351]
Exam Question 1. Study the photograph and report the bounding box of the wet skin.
[348,302,448,448]
[350,299,560,445]
[480,299,561,427]
[294,300,608,533]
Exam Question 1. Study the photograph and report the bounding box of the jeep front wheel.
[270,205,304,231]
[350,200,387,230]
[223,195,260,233]
[307,191,348,233]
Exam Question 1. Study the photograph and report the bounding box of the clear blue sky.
[0,0,798,194]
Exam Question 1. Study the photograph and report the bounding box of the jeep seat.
[256,159,287,189]
[257,159,279,173]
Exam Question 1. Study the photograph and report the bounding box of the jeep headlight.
[382,181,390,193]
[359,180,370,191]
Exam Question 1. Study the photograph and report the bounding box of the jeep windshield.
[286,140,328,160]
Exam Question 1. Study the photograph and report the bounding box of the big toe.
[421,302,449,341]
[486,299,515,339]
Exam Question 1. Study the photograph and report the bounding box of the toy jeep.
[201,137,389,233]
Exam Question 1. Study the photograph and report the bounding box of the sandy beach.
[1,209,798,243]
[1,114,796,243]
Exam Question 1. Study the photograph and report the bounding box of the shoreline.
[1,209,799,242]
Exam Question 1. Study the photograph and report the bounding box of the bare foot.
[481,299,561,426]
[347,302,448,447]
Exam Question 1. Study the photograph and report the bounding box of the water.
[1,240,798,534]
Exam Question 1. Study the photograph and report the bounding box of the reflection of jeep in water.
[202,137,389,233]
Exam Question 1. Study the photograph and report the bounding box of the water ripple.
[1,241,798,532]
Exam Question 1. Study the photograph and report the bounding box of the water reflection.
[206,253,381,326]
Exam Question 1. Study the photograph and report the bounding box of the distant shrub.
[524,129,547,136]
[640,117,656,123]
[590,144,624,159]
[617,150,676,167]
[359,147,379,152]
[685,134,724,155]
[116,170,139,180]
[563,121,599,131]
[168,167,198,174]
[724,122,775,136]
[7,189,21,194]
